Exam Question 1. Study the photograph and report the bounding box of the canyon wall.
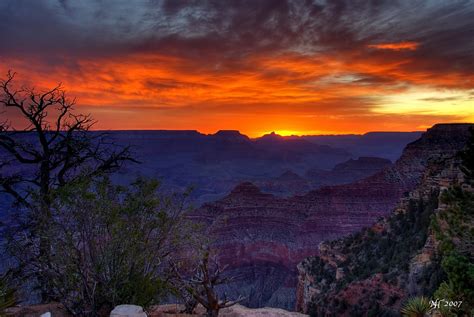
[295,123,473,315]
[190,124,473,309]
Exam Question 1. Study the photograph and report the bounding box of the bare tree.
[0,71,137,301]
[0,70,137,213]
[174,248,244,317]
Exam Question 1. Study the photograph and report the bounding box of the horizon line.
[7,122,473,138]
[85,128,425,138]
[84,122,471,138]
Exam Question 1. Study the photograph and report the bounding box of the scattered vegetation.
[306,194,439,316]
[430,128,474,316]
[307,128,474,317]
[306,187,443,317]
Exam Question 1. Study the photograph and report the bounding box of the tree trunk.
[38,160,52,302]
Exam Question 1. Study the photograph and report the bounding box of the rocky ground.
[5,303,308,317]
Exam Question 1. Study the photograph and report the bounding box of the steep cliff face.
[191,124,473,310]
[295,124,473,316]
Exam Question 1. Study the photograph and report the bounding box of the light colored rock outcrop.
[221,304,308,317]
[110,305,147,317]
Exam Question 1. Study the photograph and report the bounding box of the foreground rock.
[220,305,308,317]
[5,303,305,317]
[149,304,307,317]
[5,303,70,317]
[110,305,147,317]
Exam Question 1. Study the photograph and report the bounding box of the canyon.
[1,125,468,313]
[189,123,474,309]
[110,130,420,203]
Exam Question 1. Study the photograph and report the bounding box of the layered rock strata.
[191,124,473,309]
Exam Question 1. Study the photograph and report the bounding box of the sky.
[1,0,473,137]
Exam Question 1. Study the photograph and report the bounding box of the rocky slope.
[295,123,473,316]
[305,156,392,187]
[255,157,391,196]
[1,125,468,315]
[256,170,311,196]
[190,124,473,310]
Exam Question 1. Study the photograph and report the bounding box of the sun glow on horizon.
[260,129,347,137]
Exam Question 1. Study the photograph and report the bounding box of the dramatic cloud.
[1,0,473,135]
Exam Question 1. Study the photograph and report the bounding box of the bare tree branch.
[0,71,138,209]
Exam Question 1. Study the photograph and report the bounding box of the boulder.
[220,304,308,316]
[110,305,147,317]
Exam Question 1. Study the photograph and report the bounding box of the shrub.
[400,296,431,317]
[8,176,195,316]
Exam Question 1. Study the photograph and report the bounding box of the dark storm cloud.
[0,1,470,54]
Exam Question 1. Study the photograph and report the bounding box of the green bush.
[400,296,431,317]
[8,176,196,316]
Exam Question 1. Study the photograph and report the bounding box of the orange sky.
[1,1,473,137]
